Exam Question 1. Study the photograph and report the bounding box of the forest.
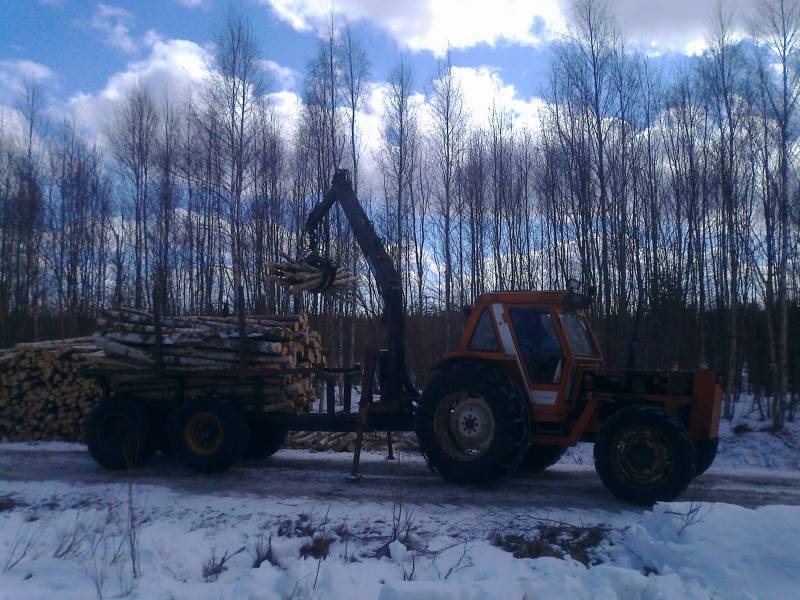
[0,0,797,427]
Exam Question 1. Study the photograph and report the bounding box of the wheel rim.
[434,392,496,461]
[185,412,224,455]
[612,426,672,488]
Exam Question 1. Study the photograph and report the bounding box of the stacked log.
[0,339,103,442]
[286,431,419,454]
[268,257,355,295]
[0,310,326,442]
[93,307,324,411]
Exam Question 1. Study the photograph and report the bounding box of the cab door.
[491,303,568,414]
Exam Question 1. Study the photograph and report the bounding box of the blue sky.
[0,0,745,153]
[0,1,562,104]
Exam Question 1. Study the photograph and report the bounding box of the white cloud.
[261,0,566,56]
[447,66,544,131]
[89,3,137,54]
[267,89,302,126]
[262,0,759,57]
[261,59,299,90]
[175,0,206,7]
[605,0,753,56]
[68,37,213,137]
[0,60,55,104]
[350,66,544,187]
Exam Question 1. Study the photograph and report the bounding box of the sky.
[0,0,754,154]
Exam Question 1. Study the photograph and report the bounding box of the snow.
[0,404,797,598]
[0,441,87,453]
[620,503,800,600]
[0,472,797,599]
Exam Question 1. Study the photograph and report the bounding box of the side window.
[558,310,597,357]
[469,308,500,352]
[509,307,563,384]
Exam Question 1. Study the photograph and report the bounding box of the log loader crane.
[297,169,723,504]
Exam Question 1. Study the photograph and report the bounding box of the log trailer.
[85,169,723,504]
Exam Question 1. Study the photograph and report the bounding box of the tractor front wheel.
[594,406,695,504]
[171,397,247,473]
[416,363,530,484]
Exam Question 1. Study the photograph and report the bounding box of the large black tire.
[520,444,568,472]
[416,362,530,484]
[694,438,719,476]
[594,406,695,504]
[171,397,247,473]
[245,422,288,459]
[86,396,155,470]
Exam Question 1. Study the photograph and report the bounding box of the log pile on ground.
[268,257,355,295]
[286,431,419,454]
[0,338,103,442]
[93,307,323,412]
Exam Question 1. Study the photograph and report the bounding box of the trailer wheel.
[245,423,288,459]
[594,406,695,504]
[416,363,530,484]
[172,398,247,473]
[86,397,154,470]
[693,438,719,476]
[519,444,568,472]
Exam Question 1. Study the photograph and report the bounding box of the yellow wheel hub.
[184,412,224,455]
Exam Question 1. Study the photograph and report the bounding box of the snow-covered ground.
[0,411,797,599]
[0,474,798,600]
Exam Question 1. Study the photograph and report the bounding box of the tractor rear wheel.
[594,406,695,504]
[416,363,530,484]
[693,438,719,476]
[245,423,288,459]
[87,396,154,470]
[519,444,568,472]
[171,397,247,473]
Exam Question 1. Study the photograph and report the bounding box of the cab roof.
[475,290,573,305]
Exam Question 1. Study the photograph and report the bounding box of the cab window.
[558,310,597,357]
[469,308,500,352]
[509,307,563,384]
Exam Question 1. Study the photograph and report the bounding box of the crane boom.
[304,169,415,407]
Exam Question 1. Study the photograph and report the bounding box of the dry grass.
[492,521,609,566]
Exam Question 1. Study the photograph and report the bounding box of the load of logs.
[268,256,355,295]
[0,338,103,442]
[93,307,324,412]
[0,308,326,442]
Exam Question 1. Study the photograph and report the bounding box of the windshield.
[558,310,598,357]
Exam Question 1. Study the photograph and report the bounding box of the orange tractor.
[86,169,723,505]
[416,289,722,503]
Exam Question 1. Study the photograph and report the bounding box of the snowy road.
[1,444,798,512]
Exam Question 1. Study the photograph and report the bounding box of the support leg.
[348,348,376,482]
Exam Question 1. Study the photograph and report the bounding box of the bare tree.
[108,83,159,309]
[208,8,264,316]
[430,50,467,323]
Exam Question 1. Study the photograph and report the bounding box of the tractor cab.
[444,289,602,421]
